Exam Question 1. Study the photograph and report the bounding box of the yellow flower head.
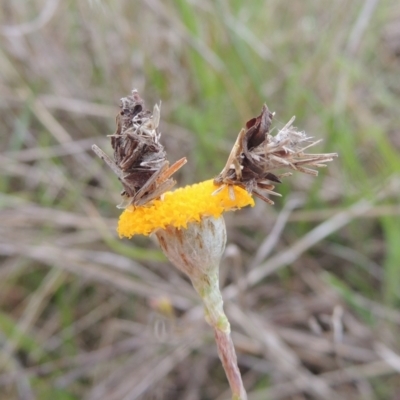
[117,180,254,238]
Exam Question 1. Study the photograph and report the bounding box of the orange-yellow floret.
[117,180,254,238]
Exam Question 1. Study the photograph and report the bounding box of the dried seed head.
[92,90,186,208]
[214,105,338,204]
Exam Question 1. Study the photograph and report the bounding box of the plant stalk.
[192,272,247,400]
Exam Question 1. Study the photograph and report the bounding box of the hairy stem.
[192,272,247,400]
[214,327,248,400]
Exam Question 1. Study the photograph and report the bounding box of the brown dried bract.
[214,105,338,204]
[92,90,186,208]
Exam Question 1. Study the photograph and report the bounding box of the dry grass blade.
[228,304,342,400]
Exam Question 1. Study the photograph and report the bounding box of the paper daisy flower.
[93,90,337,400]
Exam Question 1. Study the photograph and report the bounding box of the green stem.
[192,272,247,400]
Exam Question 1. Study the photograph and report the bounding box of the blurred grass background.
[1,0,400,399]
